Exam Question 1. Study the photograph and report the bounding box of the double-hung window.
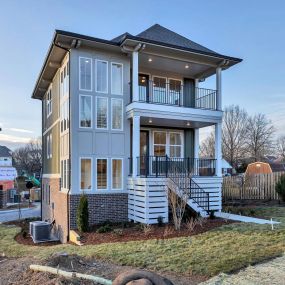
[112,159,123,190]
[80,158,92,190]
[111,63,123,95]
[169,132,182,158]
[79,57,92,91]
[111,98,123,130]
[96,97,108,129]
[97,159,108,190]
[80,95,92,128]
[46,88,52,117]
[96,60,108,93]
[153,132,166,156]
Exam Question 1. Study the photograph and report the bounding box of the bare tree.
[222,105,248,168]
[245,114,275,161]
[13,139,42,176]
[200,132,215,158]
[276,136,285,161]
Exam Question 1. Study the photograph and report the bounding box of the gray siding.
[184,129,194,158]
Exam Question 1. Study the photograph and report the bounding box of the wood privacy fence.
[223,172,285,201]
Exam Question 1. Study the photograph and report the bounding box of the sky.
[0,0,284,149]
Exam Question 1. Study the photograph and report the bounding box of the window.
[79,57,92,91]
[47,134,52,159]
[111,63,123,95]
[153,77,166,103]
[112,159,123,190]
[111,98,123,130]
[169,79,182,105]
[96,60,108,93]
[97,159,107,190]
[96,97,108,129]
[60,61,69,98]
[169,132,182,158]
[80,95,92,128]
[153,132,166,156]
[60,159,69,190]
[80,158,92,190]
[46,88,52,117]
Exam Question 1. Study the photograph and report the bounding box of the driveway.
[0,203,41,223]
[201,255,285,285]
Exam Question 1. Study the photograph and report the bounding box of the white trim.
[111,98,123,131]
[79,57,92,92]
[46,85,53,118]
[111,158,123,190]
[169,131,183,158]
[153,130,167,156]
[50,134,52,158]
[79,94,93,129]
[111,62,123,95]
[95,96,108,130]
[79,157,93,191]
[95,59,108,94]
[96,158,108,191]
[46,135,50,159]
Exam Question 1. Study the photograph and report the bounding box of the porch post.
[132,115,140,177]
[215,122,222,177]
[194,78,199,108]
[194,128,199,159]
[216,67,222,110]
[132,51,139,102]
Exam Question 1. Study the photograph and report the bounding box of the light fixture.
[148,58,152,62]
[148,118,152,124]
[185,64,189,69]
[85,60,89,63]
[186,122,191,126]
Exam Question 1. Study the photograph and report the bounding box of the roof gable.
[0,146,12,157]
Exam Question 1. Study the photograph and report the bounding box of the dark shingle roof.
[0,146,12,157]
[135,24,218,55]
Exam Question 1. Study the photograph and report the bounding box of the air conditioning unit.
[29,221,51,243]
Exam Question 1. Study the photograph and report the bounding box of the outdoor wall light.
[148,58,153,62]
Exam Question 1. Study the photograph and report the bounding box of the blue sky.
[0,0,284,149]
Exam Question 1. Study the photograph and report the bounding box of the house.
[31,24,242,242]
[222,159,234,175]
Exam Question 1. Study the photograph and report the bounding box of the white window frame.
[111,158,123,190]
[47,135,50,159]
[111,62,123,95]
[168,77,183,105]
[79,157,93,191]
[46,86,52,118]
[79,57,92,92]
[79,94,93,128]
[96,158,108,191]
[95,59,108,94]
[96,96,108,130]
[111,98,123,131]
[49,134,52,159]
[169,131,183,158]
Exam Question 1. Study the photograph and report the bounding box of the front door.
[140,131,149,176]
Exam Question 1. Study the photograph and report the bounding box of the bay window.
[79,57,92,91]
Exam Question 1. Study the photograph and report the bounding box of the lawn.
[1,207,285,277]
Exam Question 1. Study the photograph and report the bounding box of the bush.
[276,174,285,202]
[96,225,112,233]
[76,194,89,232]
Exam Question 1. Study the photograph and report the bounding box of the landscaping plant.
[76,194,89,232]
[276,174,285,202]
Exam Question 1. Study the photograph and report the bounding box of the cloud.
[0,134,31,144]
[8,128,34,134]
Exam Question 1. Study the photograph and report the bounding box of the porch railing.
[132,80,217,110]
[128,156,216,177]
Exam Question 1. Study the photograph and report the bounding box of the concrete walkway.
[201,255,285,285]
[0,202,41,223]
[215,211,280,224]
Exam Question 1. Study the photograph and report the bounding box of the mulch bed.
[79,218,232,245]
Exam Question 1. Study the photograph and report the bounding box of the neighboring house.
[222,159,234,175]
[31,24,242,242]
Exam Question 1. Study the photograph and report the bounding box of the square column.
[216,67,222,110]
[215,122,222,176]
[132,51,139,102]
[132,115,140,177]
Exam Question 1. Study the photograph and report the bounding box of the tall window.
[96,97,108,129]
[112,159,123,190]
[80,158,92,190]
[169,79,181,105]
[79,57,92,91]
[153,77,166,103]
[111,98,123,130]
[111,63,123,95]
[80,95,92,128]
[153,132,166,156]
[96,60,108,93]
[97,159,107,190]
[46,88,52,117]
[47,134,52,159]
[61,61,69,98]
[169,132,182,158]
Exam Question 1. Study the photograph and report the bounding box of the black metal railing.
[128,156,216,177]
[133,80,217,110]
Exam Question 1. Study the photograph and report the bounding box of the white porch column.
[216,67,222,110]
[215,122,222,177]
[132,115,140,177]
[194,128,199,159]
[132,51,139,102]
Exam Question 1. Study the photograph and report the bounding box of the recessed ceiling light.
[148,58,152,62]
[85,60,89,63]
[185,64,189,69]
[148,118,152,123]
[186,122,191,126]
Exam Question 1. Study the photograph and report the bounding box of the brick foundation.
[69,193,128,229]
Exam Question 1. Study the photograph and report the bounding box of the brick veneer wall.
[69,193,128,229]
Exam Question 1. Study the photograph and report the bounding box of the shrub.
[276,174,285,202]
[157,216,164,227]
[96,225,112,233]
[76,194,89,232]
[209,210,216,220]
[113,229,123,236]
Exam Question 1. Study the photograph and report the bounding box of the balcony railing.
[128,156,216,177]
[131,80,217,110]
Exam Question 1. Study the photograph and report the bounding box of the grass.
[1,206,285,277]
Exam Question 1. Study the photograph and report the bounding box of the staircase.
[167,165,210,217]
